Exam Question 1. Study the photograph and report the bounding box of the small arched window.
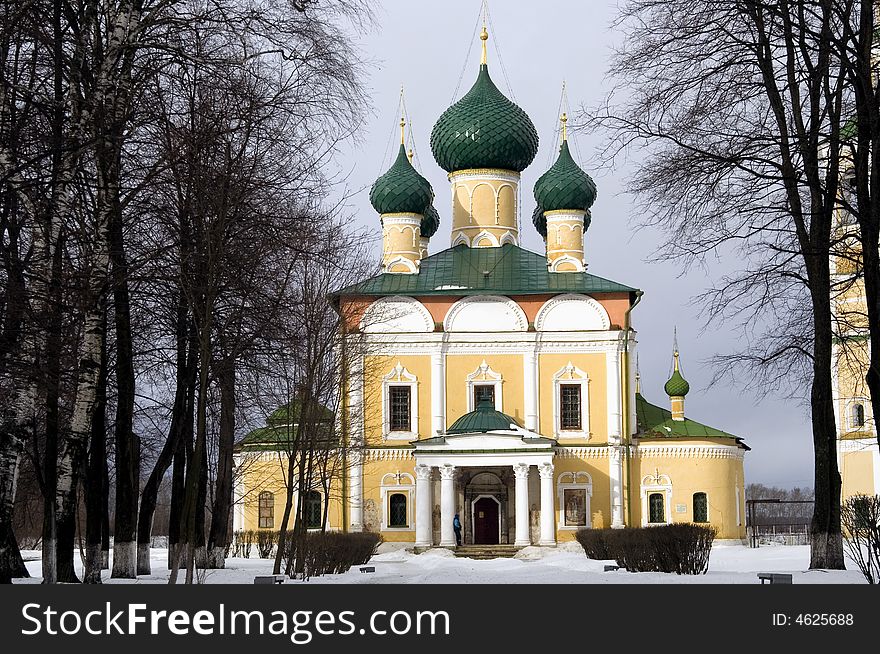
[304,491,322,529]
[693,492,708,523]
[258,491,274,529]
[649,493,665,524]
[852,403,866,428]
[389,493,408,528]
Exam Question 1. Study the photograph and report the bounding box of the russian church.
[234,25,749,548]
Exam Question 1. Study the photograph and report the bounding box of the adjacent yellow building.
[234,25,749,549]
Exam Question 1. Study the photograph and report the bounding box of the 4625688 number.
[795,614,853,626]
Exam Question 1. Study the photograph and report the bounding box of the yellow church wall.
[552,452,612,538]
[362,354,432,444]
[634,442,746,540]
[840,449,876,499]
[538,353,608,442]
[445,354,525,427]
[360,456,417,542]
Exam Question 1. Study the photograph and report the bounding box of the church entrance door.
[473,496,500,544]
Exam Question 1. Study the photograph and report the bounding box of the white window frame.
[466,359,504,412]
[382,362,418,440]
[380,472,415,532]
[846,398,870,432]
[552,362,590,439]
[641,471,673,526]
[557,471,593,530]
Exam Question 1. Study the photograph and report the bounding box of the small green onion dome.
[430,65,539,173]
[532,204,547,238]
[446,397,520,434]
[664,367,690,397]
[369,144,433,215]
[533,141,597,213]
[420,203,440,239]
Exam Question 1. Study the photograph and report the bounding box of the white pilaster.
[232,454,244,532]
[431,351,446,436]
[523,348,538,431]
[348,353,364,531]
[349,449,363,532]
[439,465,457,547]
[514,463,531,546]
[606,346,622,443]
[538,462,556,545]
[415,464,433,547]
[610,446,624,528]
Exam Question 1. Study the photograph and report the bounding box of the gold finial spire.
[561,112,568,143]
[635,355,641,394]
[400,116,406,146]
[480,24,489,66]
[673,349,680,371]
[407,148,414,163]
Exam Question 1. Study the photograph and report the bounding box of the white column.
[606,346,622,443]
[514,463,530,546]
[538,462,556,545]
[349,450,364,531]
[431,351,446,436]
[523,349,538,432]
[415,464,433,547]
[610,446,624,528]
[439,465,457,547]
[232,454,245,532]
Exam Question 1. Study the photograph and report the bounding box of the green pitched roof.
[430,64,539,173]
[446,401,520,434]
[534,141,597,213]
[333,244,638,299]
[635,393,745,444]
[236,400,334,452]
[370,144,433,215]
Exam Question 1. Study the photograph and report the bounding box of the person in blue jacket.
[452,513,462,546]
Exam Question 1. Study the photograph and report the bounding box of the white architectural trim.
[451,231,471,247]
[500,231,517,245]
[470,494,502,543]
[549,255,585,273]
[557,471,593,530]
[380,472,416,532]
[466,359,504,411]
[534,294,611,332]
[431,349,447,437]
[361,295,434,333]
[641,470,673,526]
[232,454,245,532]
[634,444,745,460]
[444,295,529,333]
[472,230,500,248]
[382,362,419,441]
[383,255,419,274]
[523,347,539,431]
[552,361,591,439]
[606,348,622,444]
[448,169,522,185]
[844,397,871,432]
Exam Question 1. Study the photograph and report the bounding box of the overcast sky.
[330,0,815,488]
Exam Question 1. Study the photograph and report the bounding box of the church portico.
[412,428,556,548]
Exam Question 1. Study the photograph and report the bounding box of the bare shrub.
[283,532,381,580]
[841,495,880,584]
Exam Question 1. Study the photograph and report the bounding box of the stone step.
[453,545,523,559]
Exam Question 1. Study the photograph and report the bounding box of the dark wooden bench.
[757,572,792,584]
[360,566,376,573]
[254,574,286,584]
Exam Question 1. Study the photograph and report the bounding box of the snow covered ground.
[14,541,866,584]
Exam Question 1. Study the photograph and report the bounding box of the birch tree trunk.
[207,358,236,568]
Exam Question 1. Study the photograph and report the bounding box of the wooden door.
[473,497,499,544]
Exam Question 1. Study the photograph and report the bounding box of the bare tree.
[591,0,850,568]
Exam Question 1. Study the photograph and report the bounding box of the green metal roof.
[370,144,433,215]
[333,244,638,299]
[236,401,335,452]
[635,393,744,443]
[430,64,539,173]
[446,401,520,434]
[534,141,597,214]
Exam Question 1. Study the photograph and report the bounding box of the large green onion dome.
[534,141,597,213]
[430,65,539,173]
[369,144,434,215]
[420,203,441,238]
[664,354,691,397]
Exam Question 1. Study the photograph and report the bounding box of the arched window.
[693,492,708,523]
[258,491,274,529]
[304,491,322,529]
[853,403,866,428]
[389,493,408,528]
[649,493,665,524]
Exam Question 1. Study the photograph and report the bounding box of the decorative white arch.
[451,231,471,247]
[381,362,418,440]
[535,293,611,331]
[380,472,415,531]
[549,255,585,273]
[444,295,528,333]
[499,231,517,245]
[361,295,433,333]
[641,470,673,526]
[472,229,500,248]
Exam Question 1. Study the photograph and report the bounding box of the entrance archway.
[472,495,501,544]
